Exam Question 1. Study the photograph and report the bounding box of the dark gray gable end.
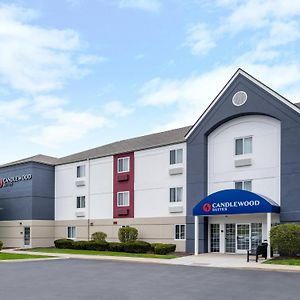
[185,69,300,253]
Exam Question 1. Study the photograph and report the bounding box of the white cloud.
[185,23,216,55]
[0,98,30,124]
[0,4,103,94]
[103,100,134,117]
[189,0,300,57]
[28,110,109,147]
[77,54,107,65]
[19,94,113,147]
[118,0,162,13]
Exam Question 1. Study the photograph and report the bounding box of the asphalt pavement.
[0,259,299,300]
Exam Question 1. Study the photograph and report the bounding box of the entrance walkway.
[168,253,300,272]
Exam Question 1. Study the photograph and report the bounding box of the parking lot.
[1,259,299,300]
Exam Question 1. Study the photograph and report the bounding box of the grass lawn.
[0,252,52,260]
[264,258,300,266]
[30,248,177,259]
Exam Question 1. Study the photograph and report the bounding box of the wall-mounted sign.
[0,174,32,188]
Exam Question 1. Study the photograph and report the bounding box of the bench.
[247,243,268,262]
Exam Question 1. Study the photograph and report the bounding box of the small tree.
[270,223,300,257]
[91,231,107,242]
[0,241,3,251]
[118,226,138,243]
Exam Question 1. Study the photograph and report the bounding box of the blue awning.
[193,189,280,216]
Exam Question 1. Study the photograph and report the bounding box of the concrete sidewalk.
[3,249,300,272]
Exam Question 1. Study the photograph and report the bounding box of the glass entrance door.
[210,224,220,252]
[236,224,250,252]
[225,224,236,253]
[24,226,31,247]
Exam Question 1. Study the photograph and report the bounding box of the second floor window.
[235,180,252,191]
[170,187,183,203]
[117,191,129,207]
[170,149,183,165]
[118,157,130,173]
[77,165,86,178]
[235,137,252,155]
[76,196,86,209]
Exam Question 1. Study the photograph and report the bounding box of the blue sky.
[1,0,300,163]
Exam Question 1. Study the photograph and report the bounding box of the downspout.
[87,158,91,241]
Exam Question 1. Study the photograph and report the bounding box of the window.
[77,165,86,178]
[170,149,183,165]
[175,224,186,240]
[235,137,252,155]
[170,187,183,203]
[235,180,252,191]
[67,226,76,239]
[76,196,86,209]
[117,191,129,207]
[118,157,130,173]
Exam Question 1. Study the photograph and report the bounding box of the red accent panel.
[113,152,134,218]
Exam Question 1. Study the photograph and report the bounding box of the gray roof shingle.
[57,126,191,165]
[0,154,58,168]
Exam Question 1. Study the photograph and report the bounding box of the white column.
[267,212,272,259]
[194,215,199,255]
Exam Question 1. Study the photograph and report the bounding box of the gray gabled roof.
[57,126,191,165]
[0,154,58,168]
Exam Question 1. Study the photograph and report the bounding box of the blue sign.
[193,189,280,216]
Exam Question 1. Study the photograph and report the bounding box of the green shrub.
[150,243,163,252]
[270,223,300,257]
[123,241,151,253]
[86,241,109,251]
[153,244,176,255]
[109,242,125,252]
[0,240,3,251]
[118,226,138,243]
[54,239,74,249]
[72,241,90,250]
[91,231,107,242]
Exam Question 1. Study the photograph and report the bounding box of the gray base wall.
[0,220,54,248]
[55,216,186,252]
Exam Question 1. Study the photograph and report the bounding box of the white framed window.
[67,226,76,239]
[76,196,86,209]
[235,136,252,155]
[175,224,186,240]
[118,157,130,173]
[77,165,86,178]
[170,149,183,165]
[117,191,130,207]
[170,187,183,203]
[235,180,252,191]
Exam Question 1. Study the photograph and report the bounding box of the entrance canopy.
[193,189,280,216]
